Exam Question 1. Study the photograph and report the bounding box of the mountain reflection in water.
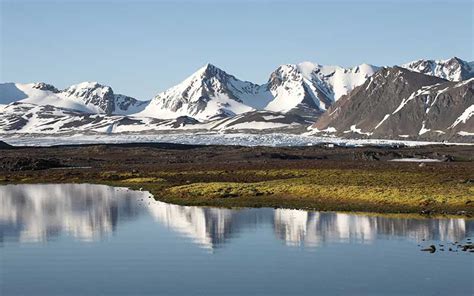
[0,184,471,249]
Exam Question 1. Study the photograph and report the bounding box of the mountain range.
[0,57,472,142]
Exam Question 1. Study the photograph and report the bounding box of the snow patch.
[389,158,442,162]
[449,105,474,128]
[418,121,430,135]
[348,125,372,136]
[262,115,285,120]
[374,114,390,130]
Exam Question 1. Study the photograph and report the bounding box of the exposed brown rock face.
[313,67,473,142]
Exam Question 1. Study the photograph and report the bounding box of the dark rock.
[0,141,13,149]
[462,245,474,251]
[32,82,60,93]
[313,66,474,142]
[361,151,380,161]
[421,245,436,253]
[170,116,200,128]
[0,157,65,171]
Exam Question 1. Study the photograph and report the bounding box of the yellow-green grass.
[112,168,473,216]
[2,168,473,216]
[120,177,166,183]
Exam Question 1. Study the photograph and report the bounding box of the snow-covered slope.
[263,62,379,116]
[0,82,92,112]
[0,102,305,134]
[139,62,379,121]
[401,57,474,82]
[0,102,195,134]
[138,63,273,121]
[0,82,149,115]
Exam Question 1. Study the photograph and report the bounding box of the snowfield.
[1,133,471,147]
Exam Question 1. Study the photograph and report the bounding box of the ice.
[2,132,470,147]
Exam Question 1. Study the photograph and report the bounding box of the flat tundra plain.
[0,142,473,216]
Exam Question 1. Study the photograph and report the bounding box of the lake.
[1,184,473,295]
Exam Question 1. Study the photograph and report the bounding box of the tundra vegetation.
[0,142,472,216]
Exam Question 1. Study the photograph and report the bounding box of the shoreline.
[3,181,473,220]
[1,142,473,217]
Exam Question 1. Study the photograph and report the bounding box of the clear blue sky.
[1,0,472,100]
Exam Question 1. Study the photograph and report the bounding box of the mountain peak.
[203,62,217,69]
[64,82,113,99]
[32,82,60,93]
[139,63,263,120]
[66,81,104,91]
[2,57,472,141]
[62,82,115,114]
[296,61,318,74]
[401,57,473,81]
[449,56,464,63]
[196,63,226,77]
[265,61,379,116]
[313,65,456,139]
[371,66,445,85]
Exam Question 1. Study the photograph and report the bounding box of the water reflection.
[148,202,272,249]
[0,184,149,242]
[0,184,472,248]
[273,209,468,247]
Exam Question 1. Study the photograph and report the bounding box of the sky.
[1,0,473,100]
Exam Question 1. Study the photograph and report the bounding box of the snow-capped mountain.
[139,62,379,121]
[1,57,472,141]
[0,82,149,115]
[401,57,474,82]
[138,63,273,121]
[312,67,473,141]
[263,62,379,117]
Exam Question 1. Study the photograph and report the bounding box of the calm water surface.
[1,184,473,296]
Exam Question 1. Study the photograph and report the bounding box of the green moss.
[2,167,473,216]
[100,171,139,180]
[159,168,473,215]
[121,177,166,183]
